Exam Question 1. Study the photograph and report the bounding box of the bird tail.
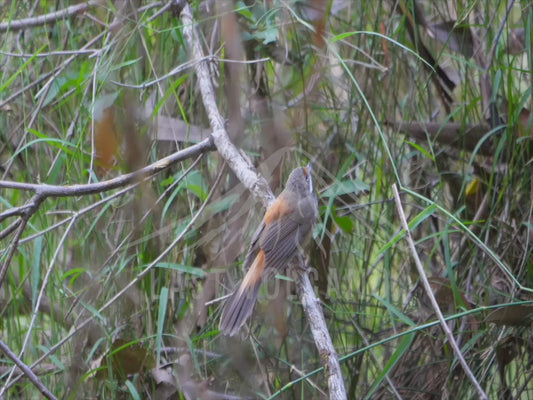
[219,250,265,336]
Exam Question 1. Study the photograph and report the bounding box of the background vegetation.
[1,0,532,398]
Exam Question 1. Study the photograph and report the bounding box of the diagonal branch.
[179,2,275,208]
[0,340,57,400]
[392,184,488,400]
[0,137,214,197]
[0,137,214,290]
[179,2,346,399]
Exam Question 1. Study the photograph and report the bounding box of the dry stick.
[298,270,348,400]
[0,216,79,395]
[179,2,274,208]
[0,1,164,32]
[350,320,402,399]
[0,219,22,241]
[2,159,225,394]
[0,2,166,112]
[99,154,205,270]
[0,203,36,292]
[179,2,347,399]
[0,137,214,290]
[392,184,488,400]
[0,141,214,395]
[0,340,57,400]
[0,1,99,32]
[0,137,214,196]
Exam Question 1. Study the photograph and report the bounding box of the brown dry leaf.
[387,121,493,156]
[486,304,533,326]
[153,116,209,143]
[95,338,155,380]
[93,105,121,171]
[427,21,474,58]
[506,28,525,55]
[428,277,473,312]
[152,367,179,400]
[303,0,328,47]
[495,335,524,395]
[496,336,521,370]
[429,277,454,311]
[517,107,533,137]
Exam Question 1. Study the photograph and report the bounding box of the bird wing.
[241,220,265,271]
[259,216,303,275]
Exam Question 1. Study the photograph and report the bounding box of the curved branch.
[179,2,275,208]
[0,1,98,32]
[0,137,214,197]
[179,2,346,399]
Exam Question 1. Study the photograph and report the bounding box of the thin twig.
[0,200,38,289]
[0,1,164,32]
[392,184,488,400]
[0,138,213,297]
[0,218,22,240]
[2,163,227,393]
[1,216,78,394]
[0,137,214,196]
[0,1,99,32]
[0,340,57,400]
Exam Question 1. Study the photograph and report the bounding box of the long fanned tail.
[219,278,262,336]
[219,250,265,336]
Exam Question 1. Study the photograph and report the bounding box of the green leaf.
[206,193,239,215]
[379,204,437,253]
[125,380,141,400]
[31,237,43,308]
[0,44,47,92]
[178,170,207,201]
[365,332,415,399]
[255,26,278,44]
[373,294,415,326]
[322,178,369,198]
[155,263,206,277]
[110,57,142,72]
[331,207,355,234]
[405,140,435,161]
[61,268,88,287]
[156,287,169,367]
[333,215,354,233]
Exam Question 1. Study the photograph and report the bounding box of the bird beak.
[306,163,314,194]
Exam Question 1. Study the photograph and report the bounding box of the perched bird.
[219,165,318,336]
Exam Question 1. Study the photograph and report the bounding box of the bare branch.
[0,340,57,400]
[0,137,214,197]
[179,2,275,208]
[1,163,227,393]
[0,1,164,33]
[298,269,348,400]
[392,184,488,400]
[0,1,98,32]
[0,138,214,292]
[179,2,346,398]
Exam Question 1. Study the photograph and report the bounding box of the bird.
[219,165,318,336]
